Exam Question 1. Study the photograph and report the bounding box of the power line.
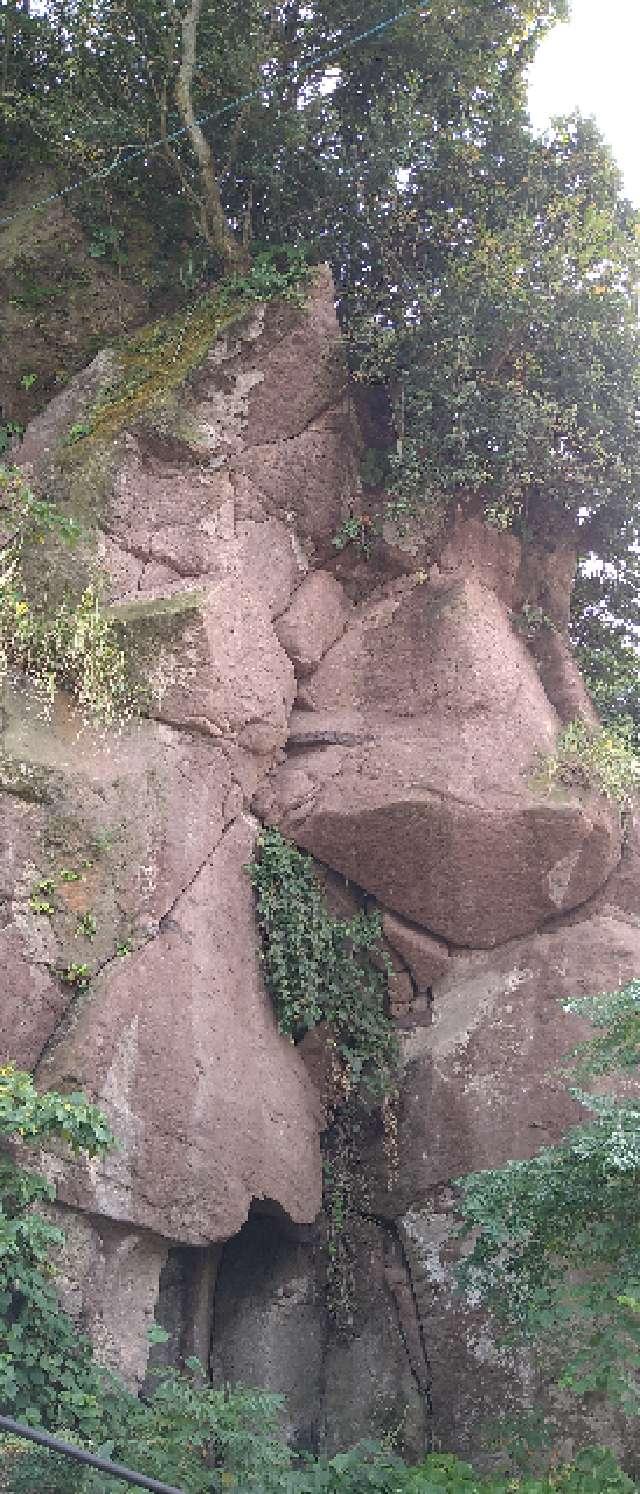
[0,2,427,228]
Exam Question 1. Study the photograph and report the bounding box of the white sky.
[528,0,640,206]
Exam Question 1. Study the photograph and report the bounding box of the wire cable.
[0,2,428,227]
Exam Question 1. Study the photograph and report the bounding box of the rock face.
[40,817,323,1245]
[256,575,621,947]
[4,269,638,1464]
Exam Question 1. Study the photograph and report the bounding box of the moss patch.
[65,290,250,452]
[0,752,62,805]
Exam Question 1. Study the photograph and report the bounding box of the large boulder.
[257,576,621,947]
[0,678,249,1069]
[38,817,323,1244]
[388,909,640,1208]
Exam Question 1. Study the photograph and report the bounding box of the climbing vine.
[249,829,398,1327]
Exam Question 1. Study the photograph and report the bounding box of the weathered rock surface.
[390,909,640,1206]
[382,911,450,991]
[5,266,639,1470]
[274,571,353,676]
[211,1213,429,1461]
[257,576,621,946]
[116,583,295,753]
[38,817,323,1244]
[50,1205,170,1388]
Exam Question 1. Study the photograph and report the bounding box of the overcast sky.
[528,0,640,206]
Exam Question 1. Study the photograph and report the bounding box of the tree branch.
[175,0,247,269]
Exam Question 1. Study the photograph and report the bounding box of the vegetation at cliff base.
[1,1064,638,1489]
[455,979,640,1417]
[0,1064,113,1433]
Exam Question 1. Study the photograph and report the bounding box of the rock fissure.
[380,1219,435,1427]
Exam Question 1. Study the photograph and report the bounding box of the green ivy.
[249,830,396,1102]
[249,830,398,1325]
[0,1064,114,1435]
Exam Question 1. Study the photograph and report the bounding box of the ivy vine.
[249,829,398,1327]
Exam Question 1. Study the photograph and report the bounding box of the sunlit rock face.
[5,269,638,1465]
[257,573,621,947]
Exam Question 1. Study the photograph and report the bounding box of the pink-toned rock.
[527,627,600,726]
[378,905,640,1466]
[598,816,640,921]
[243,267,345,445]
[0,677,263,1070]
[257,578,622,947]
[382,911,450,990]
[389,911,640,1203]
[438,513,523,610]
[49,1206,170,1388]
[275,572,353,674]
[118,580,295,755]
[387,965,415,1018]
[233,517,307,620]
[0,923,70,1069]
[234,420,355,547]
[38,818,323,1244]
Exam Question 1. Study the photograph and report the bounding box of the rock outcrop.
[3,268,638,1464]
[256,574,620,947]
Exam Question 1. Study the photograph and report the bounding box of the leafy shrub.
[4,1433,636,1494]
[532,719,640,807]
[0,1065,114,1435]
[0,468,138,726]
[455,979,640,1416]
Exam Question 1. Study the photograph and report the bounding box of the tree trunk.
[175,0,248,272]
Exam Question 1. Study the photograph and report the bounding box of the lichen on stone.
[65,290,250,452]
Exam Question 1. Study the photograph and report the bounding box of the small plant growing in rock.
[332,511,380,556]
[59,961,91,989]
[75,911,97,940]
[513,602,555,639]
[0,467,139,727]
[29,876,56,916]
[29,894,55,917]
[532,719,640,808]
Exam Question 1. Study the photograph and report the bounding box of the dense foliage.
[4,1439,639,1494]
[455,980,640,1416]
[1,0,638,721]
[0,467,137,725]
[249,829,397,1327]
[249,829,396,1102]
[0,1066,637,1489]
[0,1064,113,1432]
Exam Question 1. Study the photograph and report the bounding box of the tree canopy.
[1,0,638,726]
